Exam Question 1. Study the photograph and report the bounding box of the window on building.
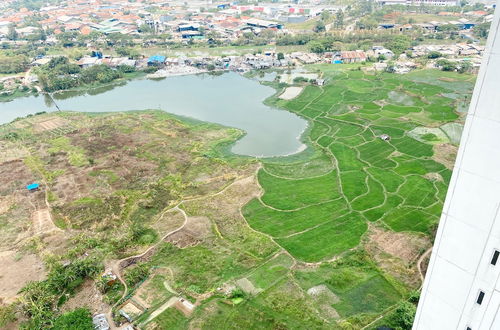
[477,291,485,305]
[491,250,500,266]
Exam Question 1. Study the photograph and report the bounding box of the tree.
[56,32,78,47]
[52,308,93,330]
[334,9,344,29]
[139,24,154,34]
[314,21,326,33]
[436,59,456,71]
[384,35,411,56]
[438,24,460,33]
[385,302,416,330]
[277,52,285,60]
[458,61,472,73]
[47,56,69,69]
[309,40,325,53]
[7,24,18,41]
[320,10,331,21]
[0,55,29,74]
[427,51,442,59]
[474,22,491,39]
[356,17,377,30]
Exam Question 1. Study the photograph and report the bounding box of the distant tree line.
[35,56,130,92]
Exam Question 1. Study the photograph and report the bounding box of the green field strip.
[243,198,349,238]
[275,213,368,262]
[258,169,341,210]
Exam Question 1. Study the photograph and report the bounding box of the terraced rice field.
[244,66,475,263]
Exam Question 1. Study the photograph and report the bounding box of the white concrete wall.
[414,1,500,329]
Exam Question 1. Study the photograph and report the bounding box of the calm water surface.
[0,72,307,157]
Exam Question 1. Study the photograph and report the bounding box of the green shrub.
[52,308,93,330]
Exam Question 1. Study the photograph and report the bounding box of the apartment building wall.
[414,1,500,329]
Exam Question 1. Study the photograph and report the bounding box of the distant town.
[0,0,495,99]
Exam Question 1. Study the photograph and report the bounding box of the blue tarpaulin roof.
[148,55,166,63]
[26,183,39,190]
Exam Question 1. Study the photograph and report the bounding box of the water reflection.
[0,72,307,158]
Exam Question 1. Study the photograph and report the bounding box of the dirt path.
[104,176,256,327]
[110,206,189,306]
[32,208,58,235]
[140,297,179,326]
[417,247,433,286]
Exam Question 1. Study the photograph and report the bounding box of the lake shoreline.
[0,72,307,158]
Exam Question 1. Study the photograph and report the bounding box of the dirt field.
[365,226,431,287]
[279,87,304,100]
[0,160,37,250]
[61,279,109,315]
[32,208,58,235]
[0,142,28,163]
[151,210,185,237]
[174,298,195,316]
[165,216,212,248]
[133,269,173,309]
[0,111,266,327]
[433,143,458,170]
[33,117,69,133]
[0,250,46,304]
[307,284,340,319]
[121,300,144,319]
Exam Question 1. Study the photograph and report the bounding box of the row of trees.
[35,57,127,92]
[0,54,29,74]
[306,33,412,55]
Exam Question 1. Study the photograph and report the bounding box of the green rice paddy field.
[244,66,474,263]
[230,66,474,328]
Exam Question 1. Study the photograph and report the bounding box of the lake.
[0,72,307,157]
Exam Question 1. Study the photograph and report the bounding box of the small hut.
[380,134,391,141]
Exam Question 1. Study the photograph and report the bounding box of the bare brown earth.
[365,225,431,288]
[61,279,109,314]
[33,117,69,133]
[0,142,28,163]
[424,172,443,182]
[151,210,185,237]
[0,160,37,250]
[32,208,58,235]
[0,250,46,304]
[165,216,213,248]
[174,298,195,316]
[433,143,458,170]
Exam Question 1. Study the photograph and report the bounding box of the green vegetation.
[0,66,475,329]
[31,56,141,93]
[52,308,94,330]
[293,251,404,328]
[19,258,101,328]
[0,54,29,74]
[244,66,474,263]
[0,110,261,328]
[151,308,188,330]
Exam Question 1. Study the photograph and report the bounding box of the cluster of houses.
[411,43,484,57]
[16,38,485,89]
[0,0,345,43]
